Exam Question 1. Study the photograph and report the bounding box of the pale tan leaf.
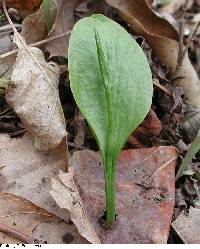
[0,133,68,219]
[0,192,87,244]
[5,30,67,151]
[172,207,200,243]
[0,192,54,243]
[50,169,101,244]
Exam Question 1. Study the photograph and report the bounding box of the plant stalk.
[0,77,10,95]
[43,0,52,33]
[104,159,116,225]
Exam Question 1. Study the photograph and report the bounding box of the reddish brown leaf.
[4,0,42,11]
[128,109,162,147]
[71,147,177,243]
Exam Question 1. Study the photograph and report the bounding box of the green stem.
[43,0,52,33]
[0,77,10,95]
[105,159,116,225]
[94,28,116,225]
[176,133,200,181]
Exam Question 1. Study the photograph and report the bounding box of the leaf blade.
[68,14,153,164]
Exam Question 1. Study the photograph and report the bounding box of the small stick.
[183,21,200,59]
[175,0,191,75]
[153,79,172,96]
[0,107,12,116]
[68,142,87,150]
[9,129,26,138]
[0,23,22,32]
[74,109,86,149]
[0,30,71,59]
[0,223,35,243]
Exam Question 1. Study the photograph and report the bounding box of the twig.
[74,109,86,149]
[0,23,22,32]
[183,21,200,58]
[0,30,71,59]
[0,107,12,117]
[68,142,87,150]
[0,223,35,243]
[153,79,172,96]
[9,129,26,138]
[175,0,191,75]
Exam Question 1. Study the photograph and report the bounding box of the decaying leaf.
[0,192,88,244]
[172,207,200,243]
[128,109,162,147]
[5,29,67,151]
[50,169,101,244]
[0,192,55,243]
[70,147,177,243]
[0,133,68,219]
[21,0,80,58]
[0,0,42,18]
[2,0,42,11]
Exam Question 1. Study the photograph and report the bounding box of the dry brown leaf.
[105,0,200,109]
[50,169,101,244]
[5,29,67,151]
[3,0,42,11]
[128,109,162,147]
[1,0,42,18]
[0,133,68,219]
[0,192,88,244]
[0,192,55,243]
[0,133,90,243]
[22,0,80,58]
[172,207,200,243]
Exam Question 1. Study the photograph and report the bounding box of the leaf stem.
[176,132,200,180]
[94,28,116,225]
[43,0,52,33]
[0,77,10,95]
[105,159,116,225]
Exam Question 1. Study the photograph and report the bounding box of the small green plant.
[0,71,10,95]
[176,130,200,181]
[43,0,52,33]
[68,14,153,225]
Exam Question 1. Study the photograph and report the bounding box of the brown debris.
[128,109,162,148]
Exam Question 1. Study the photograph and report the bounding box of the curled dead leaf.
[5,29,67,151]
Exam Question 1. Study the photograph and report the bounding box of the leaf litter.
[0,0,200,244]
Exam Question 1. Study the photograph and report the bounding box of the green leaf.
[43,0,52,33]
[176,130,200,181]
[0,77,10,95]
[68,14,153,225]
